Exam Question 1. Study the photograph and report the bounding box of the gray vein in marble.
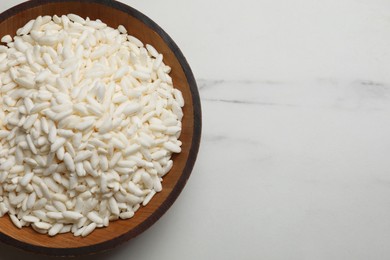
[197,78,281,91]
[202,134,227,143]
[202,98,297,107]
[203,134,263,146]
[197,79,225,90]
[197,78,390,111]
[202,134,273,162]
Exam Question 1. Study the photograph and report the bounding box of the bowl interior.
[0,0,198,255]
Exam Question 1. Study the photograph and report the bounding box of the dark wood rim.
[0,0,202,256]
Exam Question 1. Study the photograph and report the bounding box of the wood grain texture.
[0,0,201,256]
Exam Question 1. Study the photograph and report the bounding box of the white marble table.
[1,0,390,259]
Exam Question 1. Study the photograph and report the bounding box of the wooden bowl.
[0,0,201,256]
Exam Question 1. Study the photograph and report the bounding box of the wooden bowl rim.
[0,0,202,256]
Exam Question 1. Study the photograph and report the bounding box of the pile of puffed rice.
[0,14,184,237]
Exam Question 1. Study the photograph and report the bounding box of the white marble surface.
[1,0,390,259]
